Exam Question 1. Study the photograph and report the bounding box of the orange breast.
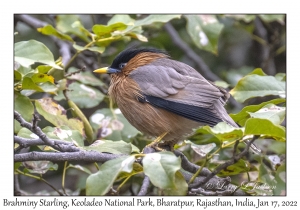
[108,75,201,144]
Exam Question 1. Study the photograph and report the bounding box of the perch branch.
[14,111,79,152]
[14,151,121,163]
[137,175,150,196]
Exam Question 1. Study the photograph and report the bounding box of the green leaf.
[54,82,104,109]
[14,162,22,171]
[37,25,74,42]
[230,98,286,126]
[244,118,286,141]
[14,40,62,69]
[85,140,132,155]
[185,15,224,54]
[268,141,286,155]
[86,156,135,195]
[42,126,84,147]
[92,23,128,37]
[214,80,230,89]
[36,65,52,74]
[162,171,188,195]
[108,15,135,25]
[56,15,90,43]
[275,73,286,81]
[22,77,57,93]
[134,15,181,27]
[193,122,243,143]
[259,15,285,24]
[116,163,143,181]
[258,161,274,186]
[248,104,286,125]
[247,68,267,76]
[14,70,22,81]
[230,72,286,103]
[47,68,65,81]
[35,98,84,135]
[187,141,216,156]
[68,164,92,175]
[67,67,104,86]
[14,93,34,133]
[106,15,180,43]
[126,32,148,42]
[188,132,221,147]
[16,65,35,76]
[22,161,58,174]
[273,163,286,195]
[73,43,105,54]
[89,108,140,142]
[142,151,181,189]
[224,14,256,23]
[216,159,255,176]
[30,73,55,84]
[17,127,37,139]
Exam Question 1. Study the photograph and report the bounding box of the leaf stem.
[207,147,221,160]
[117,175,131,192]
[109,98,117,119]
[94,162,100,170]
[188,156,207,184]
[62,161,68,194]
[16,169,64,195]
[64,41,95,71]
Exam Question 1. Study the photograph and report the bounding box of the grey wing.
[128,58,236,127]
[129,58,227,107]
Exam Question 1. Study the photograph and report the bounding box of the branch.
[14,136,74,148]
[15,14,72,66]
[197,136,259,186]
[14,111,79,152]
[254,17,276,75]
[137,175,150,196]
[174,150,211,176]
[64,66,86,77]
[14,151,121,163]
[164,22,220,82]
[180,170,246,196]
[164,22,242,109]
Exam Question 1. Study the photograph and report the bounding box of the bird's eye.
[119,63,127,69]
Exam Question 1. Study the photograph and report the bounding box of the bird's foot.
[142,132,169,153]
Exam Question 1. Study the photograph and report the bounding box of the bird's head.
[93,47,169,76]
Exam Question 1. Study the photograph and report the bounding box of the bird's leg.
[144,132,168,152]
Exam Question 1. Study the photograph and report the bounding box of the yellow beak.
[93,67,109,74]
[93,67,121,74]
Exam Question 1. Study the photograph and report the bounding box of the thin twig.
[188,156,207,184]
[64,66,86,77]
[254,17,276,75]
[14,136,75,148]
[199,135,259,185]
[14,111,78,152]
[164,22,220,81]
[16,169,64,196]
[181,170,247,195]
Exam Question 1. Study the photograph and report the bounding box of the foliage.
[14,14,286,196]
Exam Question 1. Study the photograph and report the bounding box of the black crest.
[110,47,169,69]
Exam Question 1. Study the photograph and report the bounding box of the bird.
[93,47,240,150]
